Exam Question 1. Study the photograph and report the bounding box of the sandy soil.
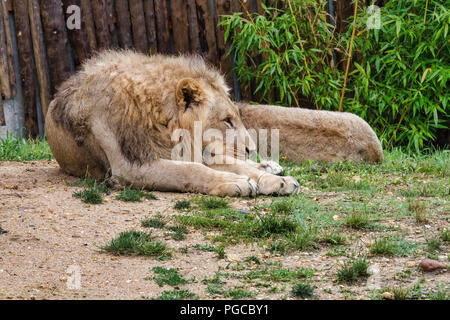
[0,160,447,300]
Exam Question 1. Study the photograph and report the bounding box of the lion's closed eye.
[224,117,233,128]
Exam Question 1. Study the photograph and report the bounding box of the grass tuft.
[102,231,170,257]
[336,258,369,283]
[174,200,191,210]
[150,266,193,287]
[291,282,314,298]
[116,187,157,202]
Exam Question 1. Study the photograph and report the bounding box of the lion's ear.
[176,78,205,111]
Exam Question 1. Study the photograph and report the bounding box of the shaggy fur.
[46,50,300,197]
[238,103,383,163]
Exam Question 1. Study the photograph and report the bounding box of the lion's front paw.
[210,175,258,197]
[257,174,300,196]
[258,160,285,176]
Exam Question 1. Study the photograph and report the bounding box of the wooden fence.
[0,0,357,139]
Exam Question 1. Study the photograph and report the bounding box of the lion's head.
[174,78,256,163]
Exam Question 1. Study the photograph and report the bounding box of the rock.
[382,292,394,300]
[419,259,446,272]
[239,209,251,215]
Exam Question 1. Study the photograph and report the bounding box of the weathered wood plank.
[143,0,157,54]
[187,0,200,54]
[154,0,171,54]
[62,0,91,68]
[1,0,16,98]
[170,0,189,54]
[215,0,238,90]
[80,0,97,52]
[196,0,217,64]
[90,0,114,49]
[115,0,133,49]
[0,94,5,126]
[28,0,51,118]
[0,1,12,99]
[40,0,72,93]
[13,0,38,138]
[129,0,149,53]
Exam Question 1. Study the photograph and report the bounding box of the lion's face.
[175,78,256,162]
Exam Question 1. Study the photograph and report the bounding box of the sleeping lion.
[45,51,300,197]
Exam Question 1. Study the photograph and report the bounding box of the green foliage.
[73,181,108,204]
[336,258,369,282]
[150,266,192,287]
[0,133,53,161]
[221,0,449,151]
[115,188,157,202]
[291,282,314,298]
[102,231,170,257]
[151,289,197,300]
[174,200,191,210]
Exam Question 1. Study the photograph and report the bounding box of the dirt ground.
[0,160,448,300]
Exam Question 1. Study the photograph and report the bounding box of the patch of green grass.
[151,289,197,300]
[167,225,189,241]
[370,237,417,257]
[102,231,170,257]
[407,199,428,223]
[215,246,226,259]
[440,229,449,242]
[73,182,108,204]
[198,197,229,209]
[426,238,441,254]
[245,256,262,265]
[343,212,370,229]
[223,288,255,299]
[428,286,449,300]
[174,200,191,210]
[252,213,297,237]
[150,266,193,287]
[193,244,217,252]
[270,198,296,215]
[399,182,449,198]
[291,282,314,298]
[320,231,347,245]
[141,218,166,229]
[115,187,157,202]
[0,134,53,161]
[336,258,369,283]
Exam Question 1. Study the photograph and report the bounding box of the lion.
[238,103,384,164]
[45,50,300,197]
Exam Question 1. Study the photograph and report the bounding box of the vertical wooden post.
[196,0,217,65]
[129,0,149,53]
[13,0,38,138]
[0,0,12,99]
[40,0,72,93]
[90,0,114,50]
[215,0,238,92]
[62,0,91,68]
[170,0,189,54]
[80,0,97,52]
[143,0,157,54]
[154,0,171,54]
[187,0,201,54]
[1,0,16,98]
[28,0,51,118]
[115,0,133,49]
[0,94,5,126]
